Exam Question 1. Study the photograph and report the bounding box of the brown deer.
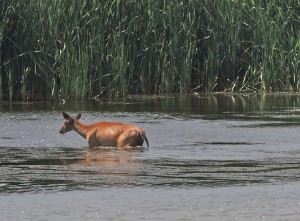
[59,112,149,148]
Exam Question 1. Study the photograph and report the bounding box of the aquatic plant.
[0,0,299,100]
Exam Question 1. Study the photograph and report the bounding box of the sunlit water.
[1,94,300,220]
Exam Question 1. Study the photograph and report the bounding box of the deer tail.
[139,130,149,147]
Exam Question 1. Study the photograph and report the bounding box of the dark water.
[1,94,300,220]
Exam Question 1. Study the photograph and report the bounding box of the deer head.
[59,112,81,134]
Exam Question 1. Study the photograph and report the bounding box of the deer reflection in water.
[67,148,144,177]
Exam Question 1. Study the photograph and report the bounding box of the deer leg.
[87,130,100,147]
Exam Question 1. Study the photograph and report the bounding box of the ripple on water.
[0,146,300,193]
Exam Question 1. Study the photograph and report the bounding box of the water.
[1,94,300,220]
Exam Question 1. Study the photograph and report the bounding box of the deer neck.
[73,120,89,139]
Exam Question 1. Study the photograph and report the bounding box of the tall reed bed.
[0,0,299,100]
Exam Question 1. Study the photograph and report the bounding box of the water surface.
[1,94,300,220]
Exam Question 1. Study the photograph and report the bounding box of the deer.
[59,112,149,149]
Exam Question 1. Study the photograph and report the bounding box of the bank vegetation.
[1,0,299,100]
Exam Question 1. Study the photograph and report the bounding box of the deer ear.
[62,112,71,120]
[75,113,81,120]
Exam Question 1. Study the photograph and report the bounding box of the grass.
[0,0,300,101]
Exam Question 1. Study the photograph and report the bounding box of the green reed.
[0,0,299,101]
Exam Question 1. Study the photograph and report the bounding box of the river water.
[0,94,300,220]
